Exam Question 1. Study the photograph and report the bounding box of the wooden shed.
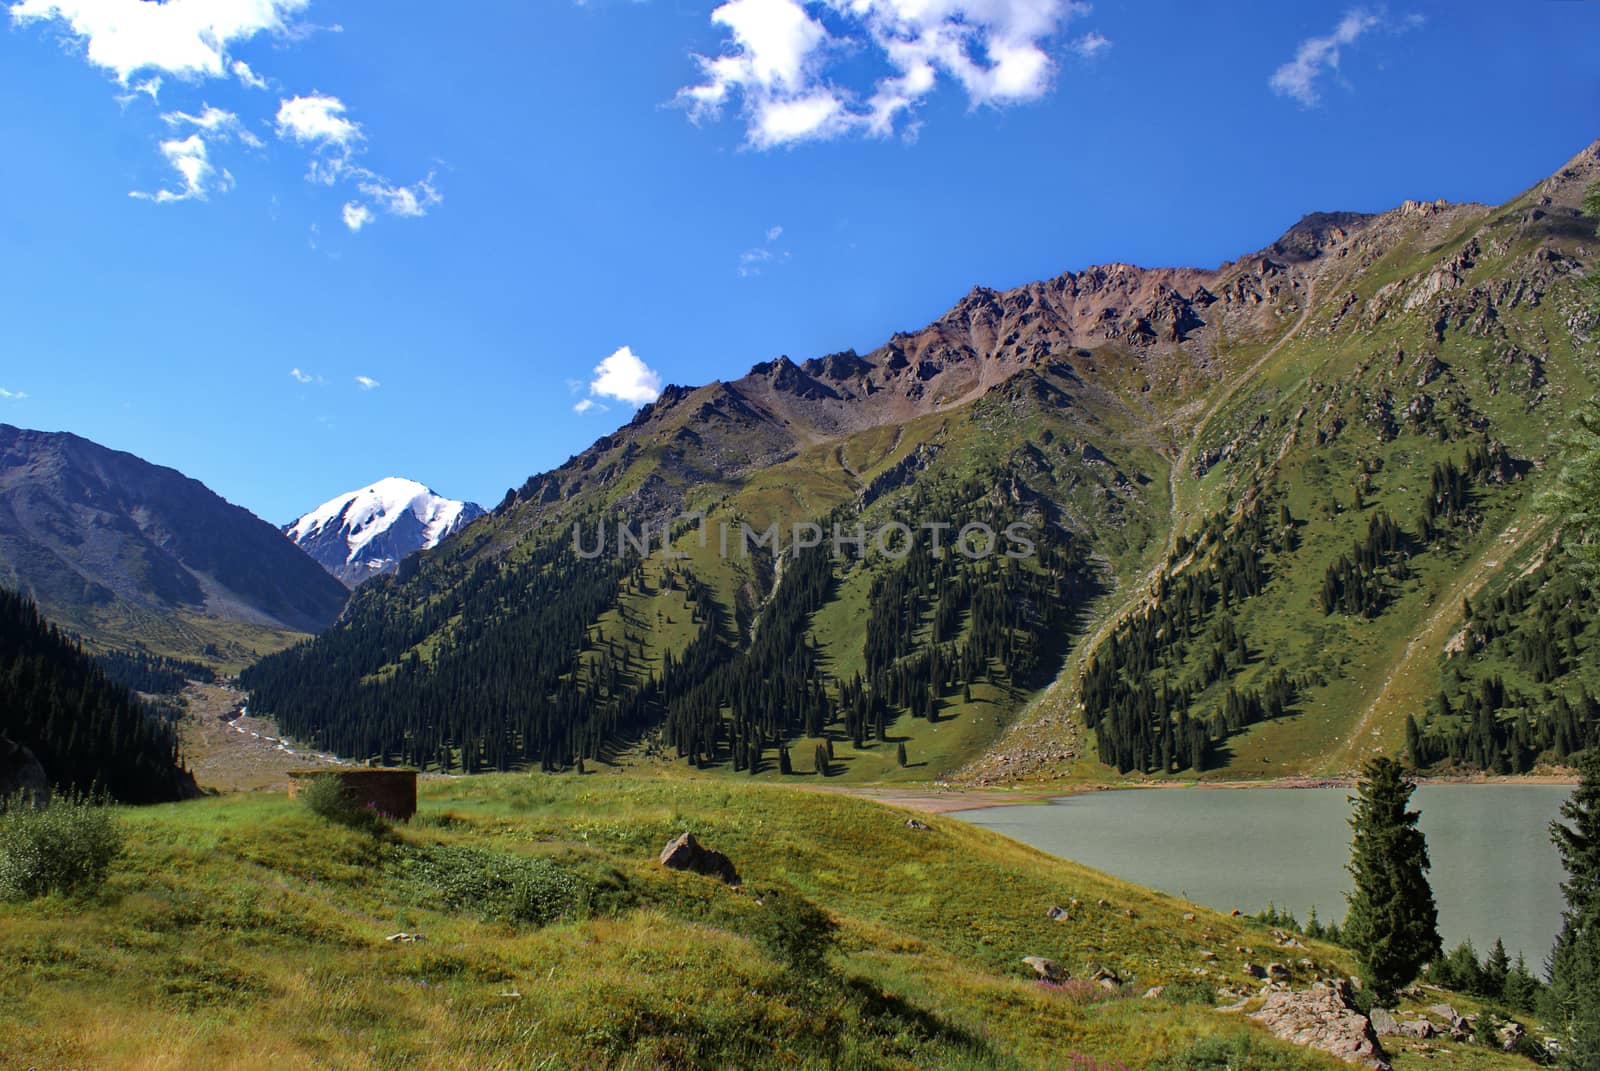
[287,768,417,822]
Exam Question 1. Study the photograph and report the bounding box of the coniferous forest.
[242,467,1096,776]
[0,587,195,803]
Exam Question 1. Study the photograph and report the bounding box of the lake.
[955,785,1572,966]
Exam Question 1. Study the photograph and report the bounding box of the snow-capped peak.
[285,477,485,587]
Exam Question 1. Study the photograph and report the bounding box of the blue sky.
[0,1,1596,524]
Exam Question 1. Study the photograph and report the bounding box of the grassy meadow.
[0,774,1544,1071]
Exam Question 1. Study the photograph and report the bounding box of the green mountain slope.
[244,140,1600,785]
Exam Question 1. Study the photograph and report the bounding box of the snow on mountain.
[285,477,485,587]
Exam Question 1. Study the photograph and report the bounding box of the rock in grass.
[658,831,740,885]
[905,818,930,831]
[1046,904,1069,921]
[1022,956,1067,983]
[1249,983,1390,1071]
[0,736,49,808]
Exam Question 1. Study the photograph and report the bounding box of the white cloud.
[129,132,232,202]
[0,387,27,400]
[232,58,267,89]
[1269,9,1383,107]
[355,375,380,391]
[573,398,604,415]
[679,0,1093,147]
[357,174,442,218]
[9,0,308,83]
[766,224,784,241]
[275,92,362,183]
[275,92,360,148]
[289,367,318,383]
[341,201,373,231]
[586,346,663,406]
[1070,31,1110,58]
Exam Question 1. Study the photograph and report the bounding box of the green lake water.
[955,785,1571,965]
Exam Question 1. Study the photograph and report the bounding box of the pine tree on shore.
[1546,748,1600,1070]
[1343,757,1442,1005]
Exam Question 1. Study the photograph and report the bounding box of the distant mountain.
[0,424,349,663]
[245,139,1600,786]
[285,478,485,587]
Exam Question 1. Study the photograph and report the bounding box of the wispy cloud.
[739,223,789,277]
[575,346,663,411]
[289,367,320,384]
[128,133,230,202]
[0,387,28,400]
[1070,31,1111,59]
[1269,9,1413,107]
[232,59,267,90]
[355,375,380,391]
[678,0,1096,148]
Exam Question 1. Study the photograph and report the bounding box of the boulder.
[1496,1021,1526,1052]
[1398,1019,1435,1040]
[905,818,930,831]
[1249,984,1390,1071]
[1369,1008,1399,1036]
[1022,956,1067,983]
[658,831,740,885]
[1267,962,1291,982]
[0,736,49,807]
[1046,905,1070,921]
[1142,986,1165,1000]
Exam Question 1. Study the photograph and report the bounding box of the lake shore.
[820,771,1579,815]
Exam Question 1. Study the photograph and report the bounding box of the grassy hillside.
[0,775,1542,1070]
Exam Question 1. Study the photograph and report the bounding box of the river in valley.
[955,784,1571,966]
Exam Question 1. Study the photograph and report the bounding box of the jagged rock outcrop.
[1249,983,1390,1070]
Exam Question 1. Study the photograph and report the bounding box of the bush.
[300,774,391,836]
[748,884,837,973]
[1163,981,1218,1006]
[396,844,589,926]
[0,795,123,900]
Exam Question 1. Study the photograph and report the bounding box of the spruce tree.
[1483,938,1510,1000]
[896,742,908,768]
[1547,748,1600,1069]
[1343,757,1442,1005]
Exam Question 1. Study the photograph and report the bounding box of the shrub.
[396,844,589,926]
[0,794,123,900]
[300,774,391,836]
[1163,981,1218,1006]
[748,884,837,973]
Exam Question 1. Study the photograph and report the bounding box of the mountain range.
[0,424,349,666]
[240,141,1600,785]
[285,478,485,588]
[6,140,1597,787]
